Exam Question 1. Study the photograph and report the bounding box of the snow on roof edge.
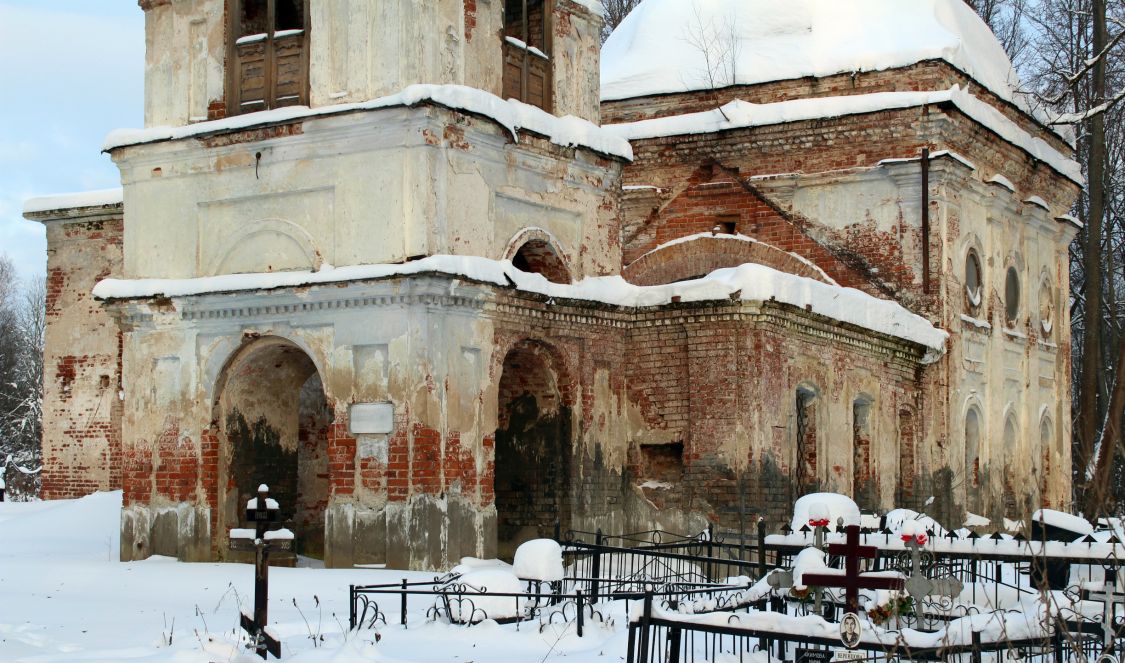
[23,188,124,216]
[565,0,603,17]
[604,86,1082,186]
[602,60,1070,145]
[103,84,633,161]
[93,255,946,361]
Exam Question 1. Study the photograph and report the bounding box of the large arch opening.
[494,340,573,560]
[214,337,330,561]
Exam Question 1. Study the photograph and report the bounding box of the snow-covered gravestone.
[229,485,293,660]
[513,539,565,585]
[0,474,6,502]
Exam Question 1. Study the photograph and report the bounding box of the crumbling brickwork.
[31,208,124,500]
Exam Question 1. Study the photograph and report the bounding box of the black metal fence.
[346,522,1124,662]
[625,590,1101,663]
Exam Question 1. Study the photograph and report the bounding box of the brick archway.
[503,229,573,284]
[494,338,574,560]
[207,336,330,561]
[623,235,834,286]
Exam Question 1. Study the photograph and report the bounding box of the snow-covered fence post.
[591,528,603,602]
[400,579,408,626]
[970,630,982,663]
[757,517,766,573]
[229,484,292,660]
[667,620,681,663]
[575,590,584,637]
[705,523,714,581]
[637,590,654,663]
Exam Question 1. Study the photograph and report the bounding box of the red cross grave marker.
[801,524,904,614]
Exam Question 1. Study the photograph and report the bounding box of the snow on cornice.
[1057,214,1082,229]
[93,255,946,361]
[1024,196,1050,211]
[987,174,1016,191]
[878,150,976,171]
[631,232,839,286]
[603,86,1083,186]
[103,84,632,161]
[23,188,123,215]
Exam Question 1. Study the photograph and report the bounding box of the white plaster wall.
[143,0,226,127]
[941,174,1077,516]
[113,106,621,281]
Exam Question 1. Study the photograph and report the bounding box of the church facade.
[26,0,1079,569]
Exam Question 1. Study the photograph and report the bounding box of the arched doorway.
[494,340,573,560]
[214,337,330,560]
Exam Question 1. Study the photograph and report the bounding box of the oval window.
[1039,280,1054,337]
[965,250,982,313]
[1005,266,1020,326]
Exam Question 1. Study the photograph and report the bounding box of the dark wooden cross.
[801,524,904,614]
[229,484,293,660]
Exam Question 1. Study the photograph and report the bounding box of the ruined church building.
[26,0,1079,569]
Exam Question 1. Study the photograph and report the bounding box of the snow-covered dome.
[601,0,1021,105]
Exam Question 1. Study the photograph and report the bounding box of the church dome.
[601,0,1021,104]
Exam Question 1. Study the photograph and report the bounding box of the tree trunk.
[1083,334,1125,519]
[1077,0,1108,502]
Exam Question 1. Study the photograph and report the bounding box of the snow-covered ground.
[0,492,1107,662]
[0,492,627,662]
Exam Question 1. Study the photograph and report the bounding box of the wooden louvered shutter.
[229,0,309,116]
[501,0,552,112]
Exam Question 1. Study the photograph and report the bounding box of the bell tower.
[139,0,603,128]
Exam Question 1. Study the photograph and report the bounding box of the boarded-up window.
[229,0,309,116]
[965,407,981,511]
[795,386,818,494]
[852,396,874,510]
[503,0,552,111]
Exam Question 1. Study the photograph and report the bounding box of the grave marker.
[1090,582,1125,654]
[230,484,294,660]
[900,535,962,630]
[802,524,904,614]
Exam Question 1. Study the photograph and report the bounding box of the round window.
[1005,266,1021,326]
[965,250,982,312]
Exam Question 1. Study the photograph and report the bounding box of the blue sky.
[0,1,144,283]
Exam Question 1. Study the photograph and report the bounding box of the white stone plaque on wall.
[357,436,388,462]
[349,402,394,435]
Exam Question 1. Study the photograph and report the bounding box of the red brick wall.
[40,216,124,499]
[602,60,1072,157]
[618,102,1079,317]
[622,175,874,290]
